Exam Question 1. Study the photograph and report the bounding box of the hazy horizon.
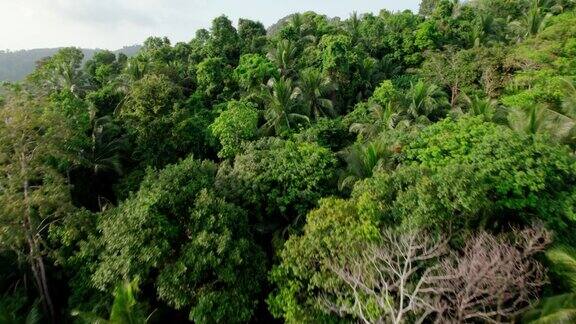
[1,0,420,51]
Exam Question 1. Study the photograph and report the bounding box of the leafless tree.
[324,226,550,324]
[426,226,551,323]
[324,230,449,324]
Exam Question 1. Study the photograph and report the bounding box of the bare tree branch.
[325,230,449,324]
[323,226,550,324]
[427,226,550,323]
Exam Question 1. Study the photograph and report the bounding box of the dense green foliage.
[2,1,576,323]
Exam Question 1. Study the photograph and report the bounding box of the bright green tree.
[233,54,278,93]
[216,138,338,228]
[210,100,259,158]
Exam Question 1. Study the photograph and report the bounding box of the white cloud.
[51,0,156,26]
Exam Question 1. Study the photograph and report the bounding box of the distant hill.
[267,14,296,36]
[0,45,141,82]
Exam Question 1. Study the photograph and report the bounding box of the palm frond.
[338,141,392,190]
[523,294,576,324]
[24,302,42,324]
[547,246,576,292]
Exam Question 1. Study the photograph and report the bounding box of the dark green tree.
[207,15,240,64]
[238,18,267,54]
[93,156,266,322]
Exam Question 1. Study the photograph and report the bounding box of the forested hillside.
[0,46,141,82]
[2,0,576,323]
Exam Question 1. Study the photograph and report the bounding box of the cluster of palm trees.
[340,80,448,189]
[449,0,561,46]
[509,0,571,40]
[349,80,449,138]
[260,72,337,135]
[339,75,576,190]
[261,22,338,135]
[233,0,568,141]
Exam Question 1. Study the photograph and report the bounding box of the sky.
[0,0,420,51]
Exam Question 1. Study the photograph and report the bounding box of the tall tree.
[207,15,240,64]
[93,157,265,323]
[0,91,74,322]
[419,0,442,16]
[238,18,267,54]
[28,47,87,96]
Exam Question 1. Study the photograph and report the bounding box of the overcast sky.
[0,0,420,51]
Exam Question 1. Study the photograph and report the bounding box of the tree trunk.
[451,84,459,111]
[26,238,56,323]
[22,154,56,323]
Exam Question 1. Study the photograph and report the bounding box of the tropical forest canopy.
[2,0,576,323]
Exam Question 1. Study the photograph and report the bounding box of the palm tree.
[55,61,87,96]
[509,0,551,39]
[267,40,298,78]
[124,58,150,82]
[546,78,576,145]
[262,77,309,135]
[405,81,449,122]
[508,98,576,144]
[72,279,154,324]
[338,141,393,190]
[349,102,401,140]
[525,0,552,36]
[346,12,362,44]
[547,246,576,292]
[374,56,403,81]
[296,68,336,120]
[74,105,127,211]
[29,49,89,97]
[289,13,317,47]
[463,94,498,121]
[505,80,576,142]
[523,246,576,323]
[86,117,126,175]
[470,11,498,46]
[78,105,127,176]
[0,299,42,324]
[523,294,576,323]
[508,104,551,135]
